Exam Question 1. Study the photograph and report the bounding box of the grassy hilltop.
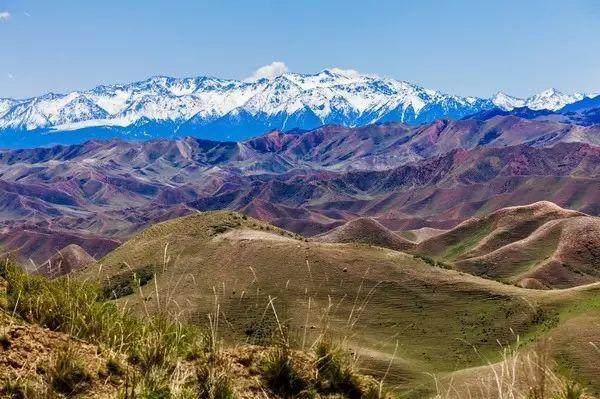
[70,209,600,398]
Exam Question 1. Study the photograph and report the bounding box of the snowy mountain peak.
[491,91,526,110]
[319,68,366,80]
[540,88,559,96]
[491,88,588,111]
[526,89,585,111]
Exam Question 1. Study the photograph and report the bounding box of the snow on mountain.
[492,88,589,111]
[524,89,586,111]
[0,69,594,145]
[491,92,526,110]
[0,99,19,118]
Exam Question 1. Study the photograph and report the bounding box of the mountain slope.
[3,114,594,174]
[0,225,120,267]
[416,202,600,288]
[36,244,96,278]
[471,94,600,127]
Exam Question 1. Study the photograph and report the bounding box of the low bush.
[48,346,92,395]
[1,260,207,397]
[557,380,585,399]
[197,354,236,399]
[1,377,47,399]
[314,338,362,397]
[101,264,155,300]
[262,346,306,397]
[106,357,124,376]
[1,261,203,362]
[413,253,452,269]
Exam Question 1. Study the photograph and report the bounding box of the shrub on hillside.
[262,346,307,397]
[47,346,92,395]
[314,338,362,397]
[197,353,236,399]
[101,264,155,299]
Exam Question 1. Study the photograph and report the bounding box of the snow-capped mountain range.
[490,89,588,111]
[0,68,595,147]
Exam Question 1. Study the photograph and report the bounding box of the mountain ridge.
[0,69,595,147]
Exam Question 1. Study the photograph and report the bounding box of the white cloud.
[0,11,10,22]
[7,73,14,80]
[247,61,289,81]
[24,11,31,17]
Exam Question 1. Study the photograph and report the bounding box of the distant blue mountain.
[559,95,600,113]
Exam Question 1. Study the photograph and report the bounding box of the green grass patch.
[398,231,417,241]
[413,254,452,269]
[48,345,92,395]
[262,346,307,397]
[442,225,491,261]
[0,260,204,367]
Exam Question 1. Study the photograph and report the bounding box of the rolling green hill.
[77,210,600,397]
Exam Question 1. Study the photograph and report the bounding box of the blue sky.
[1,0,600,99]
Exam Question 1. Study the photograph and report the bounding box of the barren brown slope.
[0,225,120,268]
[416,202,600,288]
[317,217,415,251]
[76,211,600,396]
[35,244,96,278]
[0,321,122,398]
[0,141,596,265]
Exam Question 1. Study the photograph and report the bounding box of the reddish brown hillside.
[416,202,600,287]
[455,215,600,288]
[0,226,120,267]
[0,124,595,263]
